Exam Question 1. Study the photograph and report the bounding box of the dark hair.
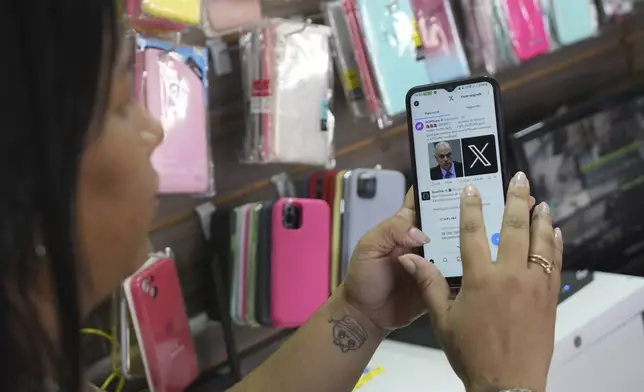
[1,1,119,390]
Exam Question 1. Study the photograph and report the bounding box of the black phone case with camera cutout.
[340,169,406,279]
[255,202,274,326]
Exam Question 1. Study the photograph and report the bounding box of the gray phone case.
[340,169,406,278]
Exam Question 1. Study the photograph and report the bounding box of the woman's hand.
[398,172,563,392]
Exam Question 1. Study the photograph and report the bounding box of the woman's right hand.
[398,172,563,392]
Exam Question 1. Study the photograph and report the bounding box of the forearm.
[229,287,385,392]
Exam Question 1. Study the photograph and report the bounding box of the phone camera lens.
[413,101,419,107]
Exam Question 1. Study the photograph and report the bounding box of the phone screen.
[408,79,505,279]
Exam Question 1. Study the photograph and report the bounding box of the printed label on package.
[251,79,272,114]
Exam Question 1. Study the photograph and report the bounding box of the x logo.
[448,96,454,101]
[468,143,491,168]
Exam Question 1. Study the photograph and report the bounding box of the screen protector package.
[411,0,470,82]
[355,0,432,118]
[125,0,185,31]
[135,35,215,196]
[323,0,369,119]
[240,19,336,166]
[201,0,263,38]
[343,0,391,129]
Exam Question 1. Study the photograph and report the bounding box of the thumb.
[398,253,451,329]
[357,215,430,254]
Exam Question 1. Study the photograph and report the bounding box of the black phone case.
[255,201,274,326]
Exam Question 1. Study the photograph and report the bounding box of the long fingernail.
[554,228,564,245]
[511,171,529,188]
[398,255,417,274]
[538,202,550,215]
[141,131,158,143]
[407,228,430,245]
[462,185,478,198]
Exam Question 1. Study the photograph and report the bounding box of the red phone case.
[308,171,325,199]
[125,258,198,392]
[323,170,338,209]
[271,198,331,327]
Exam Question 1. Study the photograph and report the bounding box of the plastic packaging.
[323,0,369,119]
[239,19,336,166]
[201,0,263,37]
[343,0,392,129]
[135,35,215,195]
[456,0,487,72]
[598,0,634,23]
[549,0,598,46]
[502,0,550,61]
[141,0,201,26]
[354,0,432,117]
[468,0,516,74]
[411,0,471,82]
[125,0,185,31]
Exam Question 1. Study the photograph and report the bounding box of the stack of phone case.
[201,0,263,37]
[239,19,336,166]
[135,35,215,196]
[125,0,185,31]
[141,0,201,26]
[120,250,199,392]
[229,198,331,328]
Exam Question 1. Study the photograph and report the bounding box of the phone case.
[271,198,331,327]
[120,296,146,379]
[124,258,198,392]
[331,170,348,291]
[203,0,262,35]
[323,170,338,209]
[245,203,262,326]
[309,171,326,199]
[230,206,248,325]
[125,0,184,30]
[411,0,470,82]
[341,169,406,278]
[503,0,549,61]
[255,202,274,326]
[551,0,597,45]
[142,0,201,25]
[142,47,211,194]
[205,207,232,321]
[356,0,432,116]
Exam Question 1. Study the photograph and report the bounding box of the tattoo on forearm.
[329,316,367,353]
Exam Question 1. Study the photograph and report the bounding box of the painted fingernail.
[538,202,550,215]
[398,255,417,275]
[141,131,158,142]
[462,185,478,198]
[554,228,564,245]
[511,171,529,188]
[407,227,430,245]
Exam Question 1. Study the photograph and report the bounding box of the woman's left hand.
[338,188,431,333]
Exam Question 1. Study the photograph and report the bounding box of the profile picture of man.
[430,140,464,180]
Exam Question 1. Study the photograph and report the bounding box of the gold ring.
[528,254,554,275]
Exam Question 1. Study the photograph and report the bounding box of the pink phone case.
[270,198,330,327]
[504,0,549,61]
[125,0,184,31]
[125,258,198,392]
[204,0,262,33]
[143,49,210,194]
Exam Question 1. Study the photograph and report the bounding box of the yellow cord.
[81,328,126,392]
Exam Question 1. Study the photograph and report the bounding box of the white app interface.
[410,82,504,278]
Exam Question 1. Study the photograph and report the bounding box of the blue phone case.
[357,0,431,116]
[551,0,597,45]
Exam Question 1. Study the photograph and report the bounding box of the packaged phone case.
[503,0,549,61]
[244,203,262,327]
[240,20,336,166]
[598,0,633,23]
[331,170,348,291]
[550,0,598,46]
[142,0,201,26]
[230,206,248,325]
[355,0,432,117]
[135,36,214,195]
[411,0,470,82]
[202,0,262,37]
[271,198,330,327]
[469,0,509,73]
[456,0,486,72]
[125,0,185,31]
[343,0,392,129]
[323,1,369,118]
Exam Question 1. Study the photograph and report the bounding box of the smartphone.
[271,198,330,327]
[123,257,198,392]
[406,77,508,288]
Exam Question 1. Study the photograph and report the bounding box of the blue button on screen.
[491,233,500,246]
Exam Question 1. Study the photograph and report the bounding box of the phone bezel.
[405,76,510,289]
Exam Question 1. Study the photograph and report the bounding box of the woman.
[1,1,563,391]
